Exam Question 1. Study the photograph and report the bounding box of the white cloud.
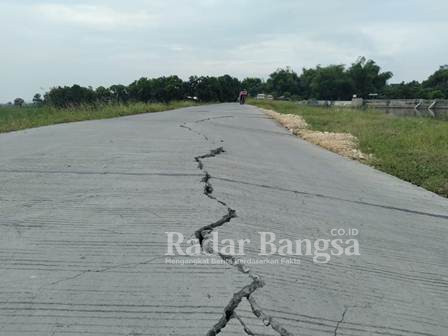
[33,3,156,30]
[360,22,446,56]
[1,0,447,101]
[200,33,368,77]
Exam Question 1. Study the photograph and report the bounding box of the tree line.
[19,57,448,107]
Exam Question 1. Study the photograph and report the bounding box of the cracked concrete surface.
[1,103,448,335]
[333,306,348,336]
[184,121,293,336]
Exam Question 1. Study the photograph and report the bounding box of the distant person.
[239,90,248,104]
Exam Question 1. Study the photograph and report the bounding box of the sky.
[1,0,447,102]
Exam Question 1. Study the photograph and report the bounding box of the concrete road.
[1,103,447,336]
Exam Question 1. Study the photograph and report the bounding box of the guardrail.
[298,99,448,110]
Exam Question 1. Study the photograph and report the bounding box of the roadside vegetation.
[4,56,447,135]
[250,99,448,197]
[7,57,448,109]
[0,101,198,134]
[3,56,447,195]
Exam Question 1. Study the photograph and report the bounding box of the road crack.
[193,116,234,123]
[37,256,162,290]
[213,176,448,220]
[180,123,208,141]
[233,312,256,335]
[181,121,295,336]
[334,306,348,336]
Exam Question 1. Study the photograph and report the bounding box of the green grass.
[0,101,199,134]
[249,99,448,197]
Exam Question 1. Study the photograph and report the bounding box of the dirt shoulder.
[262,108,368,161]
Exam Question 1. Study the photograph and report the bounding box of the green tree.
[32,94,44,106]
[241,77,265,97]
[14,98,25,107]
[309,65,353,100]
[194,76,220,102]
[422,66,448,98]
[95,86,112,103]
[109,85,129,103]
[347,57,393,98]
[266,67,301,98]
[45,85,96,107]
[299,68,317,99]
[217,75,241,102]
[383,81,422,99]
[128,78,152,102]
[152,76,185,102]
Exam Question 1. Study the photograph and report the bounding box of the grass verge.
[0,101,199,134]
[249,99,448,197]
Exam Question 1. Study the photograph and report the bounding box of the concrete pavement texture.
[0,103,447,336]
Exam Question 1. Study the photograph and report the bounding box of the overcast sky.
[1,0,447,102]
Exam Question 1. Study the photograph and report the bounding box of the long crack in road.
[182,120,293,335]
[1,103,447,335]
